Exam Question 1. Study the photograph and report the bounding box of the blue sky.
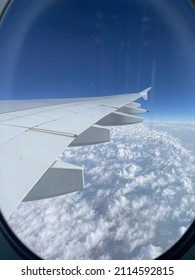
[0,0,195,122]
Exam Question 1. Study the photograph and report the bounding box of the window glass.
[1,0,195,259]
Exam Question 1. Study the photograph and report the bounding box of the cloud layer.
[8,122,195,259]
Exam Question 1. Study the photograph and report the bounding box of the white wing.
[0,87,151,218]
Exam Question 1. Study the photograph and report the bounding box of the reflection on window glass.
[0,0,195,259]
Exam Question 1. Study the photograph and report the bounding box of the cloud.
[135,244,163,260]
[8,123,195,259]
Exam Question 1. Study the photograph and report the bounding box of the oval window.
[0,0,195,260]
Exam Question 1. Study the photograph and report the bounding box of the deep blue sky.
[0,0,195,122]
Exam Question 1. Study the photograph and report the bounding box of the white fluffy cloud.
[8,122,195,259]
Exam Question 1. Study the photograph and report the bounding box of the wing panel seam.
[29,127,77,138]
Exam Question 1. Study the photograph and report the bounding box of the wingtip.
[139,87,152,100]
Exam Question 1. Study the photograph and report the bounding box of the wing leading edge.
[0,87,151,218]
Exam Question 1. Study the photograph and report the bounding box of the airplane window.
[0,0,195,260]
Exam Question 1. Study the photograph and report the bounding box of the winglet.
[138,87,152,100]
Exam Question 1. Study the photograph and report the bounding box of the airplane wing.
[0,87,151,218]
